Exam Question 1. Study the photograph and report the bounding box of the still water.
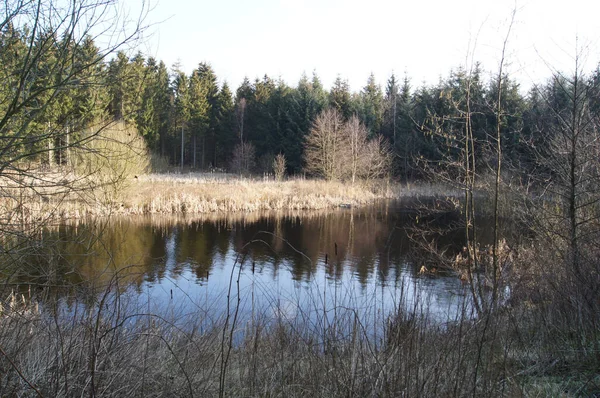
[16,198,484,337]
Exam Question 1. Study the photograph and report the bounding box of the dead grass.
[2,168,467,224]
[102,173,398,215]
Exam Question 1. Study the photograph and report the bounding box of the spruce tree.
[329,76,352,120]
[173,70,191,167]
[359,73,384,136]
[197,63,219,168]
[214,82,235,168]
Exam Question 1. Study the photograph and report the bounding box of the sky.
[133,0,600,93]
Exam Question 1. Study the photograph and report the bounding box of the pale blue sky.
[133,0,600,92]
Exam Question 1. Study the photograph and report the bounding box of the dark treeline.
[3,23,600,179]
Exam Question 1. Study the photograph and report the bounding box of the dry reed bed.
[120,174,396,215]
[2,170,465,222]
[1,173,400,221]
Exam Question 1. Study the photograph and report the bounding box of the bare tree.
[231,141,256,176]
[303,108,346,181]
[361,135,392,182]
[0,0,150,309]
[0,2,149,393]
[487,10,517,309]
[345,115,369,184]
[272,153,286,181]
[304,109,392,182]
[525,47,600,329]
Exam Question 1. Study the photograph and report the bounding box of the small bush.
[149,153,170,173]
[230,141,256,176]
[74,121,149,200]
[273,153,286,181]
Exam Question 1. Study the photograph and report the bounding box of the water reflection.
[4,199,489,326]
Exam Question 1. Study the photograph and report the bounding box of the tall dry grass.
[1,171,403,222]
[117,174,396,215]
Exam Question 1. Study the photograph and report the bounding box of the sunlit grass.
[120,173,396,215]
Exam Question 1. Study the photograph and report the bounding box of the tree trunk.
[202,135,206,170]
[193,133,197,169]
[181,126,184,170]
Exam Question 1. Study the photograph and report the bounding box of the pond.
[8,198,497,341]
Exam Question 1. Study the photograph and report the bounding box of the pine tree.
[382,73,399,146]
[107,51,146,123]
[137,57,159,149]
[270,78,294,167]
[248,75,276,163]
[235,77,254,144]
[287,72,327,173]
[396,74,415,178]
[154,61,173,157]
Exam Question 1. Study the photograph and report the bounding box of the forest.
[3,19,598,182]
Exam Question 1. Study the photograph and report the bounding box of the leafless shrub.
[230,141,256,176]
[362,134,392,182]
[74,121,150,202]
[303,108,346,181]
[273,154,286,181]
[304,109,392,183]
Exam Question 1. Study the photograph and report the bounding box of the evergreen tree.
[248,75,276,163]
[137,57,159,149]
[154,61,173,157]
[396,74,416,178]
[69,36,109,127]
[213,82,235,168]
[329,76,352,120]
[359,73,384,135]
[382,73,399,145]
[197,63,220,168]
[485,75,525,169]
[235,77,254,143]
[172,69,191,167]
[188,67,209,168]
[270,78,295,168]
[286,71,327,173]
[107,51,146,123]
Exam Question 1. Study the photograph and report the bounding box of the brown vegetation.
[1,171,397,222]
[123,174,394,214]
[304,109,392,182]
